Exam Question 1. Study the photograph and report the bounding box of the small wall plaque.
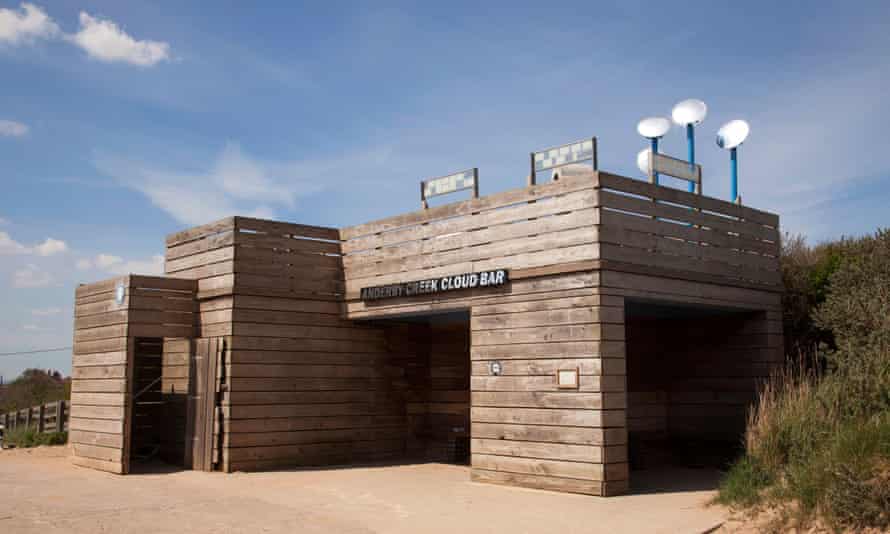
[489,361,503,376]
[557,368,579,389]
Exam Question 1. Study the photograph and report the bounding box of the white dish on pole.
[671,99,708,126]
[636,148,651,174]
[716,119,750,149]
[637,117,671,139]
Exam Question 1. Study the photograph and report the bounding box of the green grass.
[716,456,773,507]
[4,427,68,448]
[717,370,890,531]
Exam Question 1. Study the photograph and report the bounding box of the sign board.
[557,368,579,389]
[360,269,508,301]
[530,137,597,185]
[421,168,478,208]
[648,152,702,190]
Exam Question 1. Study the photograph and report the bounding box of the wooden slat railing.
[339,170,782,296]
[1,400,69,435]
[596,172,781,289]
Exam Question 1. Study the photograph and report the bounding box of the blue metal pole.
[651,137,659,185]
[686,123,696,193]
[730,147,738,203]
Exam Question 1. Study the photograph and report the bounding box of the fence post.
[24,408,31,429]
[38,404,46,433]
[58,401,66,432]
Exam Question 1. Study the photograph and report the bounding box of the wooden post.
[57,400,66,432]
[37,404,45,433]
[24,407,31,429]
[528,153,536,186]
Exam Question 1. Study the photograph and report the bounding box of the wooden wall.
[164,216,413,472]
[71,276,196,474]
[337,170,781,496]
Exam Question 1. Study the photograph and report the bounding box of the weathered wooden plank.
[470,469,601,495]
[341,172,599,240]
[471,375,625,392]
[471,391,604,409]
[166,216,236,247]
[343,193,597,258]
[597,172,779,227]
[235,216,340,242]
[472,454,604,481]
[344,225,599,280]
[470,358,602,376]
[471,407,603,427]
[72,455,124,474]
[470,340,624,360]
[472,438,600,463]
[72,351,128,367]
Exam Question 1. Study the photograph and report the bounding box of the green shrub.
[720,229,890,531]
[4,427,68,448]
[717,456,773,507]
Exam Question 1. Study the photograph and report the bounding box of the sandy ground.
[0,446,729,533]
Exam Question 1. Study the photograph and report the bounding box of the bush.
[720,229,890,531]
[4,427,68,448]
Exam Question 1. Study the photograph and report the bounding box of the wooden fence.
[1,400,69,434]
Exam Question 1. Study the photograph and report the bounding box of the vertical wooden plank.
[191,338,208,470]
[37,404,45,433]
[202,337,220,471]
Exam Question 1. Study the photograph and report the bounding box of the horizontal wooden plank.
[471,469,601,495]
[471,340,625,360]
[472,454,604,481]
[471,375,625,393]
[69,417,123,434]
[470,359,602,376]
[72,455,124,474]
[69,430,124,448]
[72,351,127,367]
[471,407,616,427]
[235,216,340,242]
[472,438,600,463]
[166,216,236,247]
[598,172,779,227]
[341,172,598,240]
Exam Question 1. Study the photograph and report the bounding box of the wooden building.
[69,168,782,496]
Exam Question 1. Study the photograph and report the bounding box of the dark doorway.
[371,310,471,465]
[624,299,764,475]
[130,337,165,466]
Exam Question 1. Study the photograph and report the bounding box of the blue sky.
[1,1,888,380]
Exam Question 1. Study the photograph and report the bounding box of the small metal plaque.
[421,168,478,207]
[557,368,579,389]
[530,137,597,185]
[533,139,596,172]
[649,152,701,185]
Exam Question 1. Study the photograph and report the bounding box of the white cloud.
[103,254,164,276]
[31,307,61,316]
[94,253,122,268]
[33,237,67,256]
[94,142,327,226]
[0,119,28,137]
[70,12,170,67]
[0,216,8,225]
[13,264,53,288]
[0,2,59,44]
[0,231,28,254]
[76,252,164,276]
[0,231,67,256]
[22,324,41,331]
